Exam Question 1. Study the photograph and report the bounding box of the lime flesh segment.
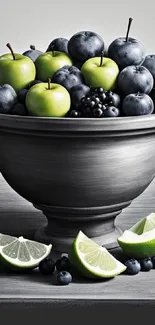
[118,212,155,258]
[69,231,126,278]
[0,234,52,269]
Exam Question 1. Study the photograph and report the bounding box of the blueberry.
[96,103,103,110]
[98,87,104,93]
[39,258,55,275]
[100,92,107,103]
[81,106,92,117]
[89,100,96,108]
[69,109,80,118]
[102,104,107,111]
[57,271,72,285]
[151,256,155,269]
[140,258,153,271]
[104,106,120,117]
[94,97,100,105]
[56,256,71,272]
[93,108,103,118]
[125,259,141,275]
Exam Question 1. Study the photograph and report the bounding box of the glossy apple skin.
[68,31,105,62]
[123,93,154,116]
[0,53,36,92]
[46,38,69,54]
[81,57,119,91]
[26,82,71,117]
[143,55,155,79]
[35,51,72,81]
[108,37,145,70]
[118,66,154,95]
[52,65,85,92]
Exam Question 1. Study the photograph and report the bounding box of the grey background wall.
[0,0,154,54]
[0,0,155,233]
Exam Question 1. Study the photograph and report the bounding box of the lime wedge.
[68,231,126,278]
[0,233,52,269]
[118,212,155,258]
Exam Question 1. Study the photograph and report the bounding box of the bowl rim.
[0,113,155,132]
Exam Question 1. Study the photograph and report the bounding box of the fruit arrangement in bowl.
[1,18,155,118]
[1,19,155,254]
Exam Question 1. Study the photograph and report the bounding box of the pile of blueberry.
[68,87,121,118]
[125,256,155,275]
[39,254,72,285]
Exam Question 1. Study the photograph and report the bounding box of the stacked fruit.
[0,18,155,118]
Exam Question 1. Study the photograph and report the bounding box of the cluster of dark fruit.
[125,256,155,275]
[68,87,121,118]
[39,254,73,285]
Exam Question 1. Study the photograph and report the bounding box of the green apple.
[35,49,72,81]
[26,80,71,117]
[81,54,119,91]
[0,43,36,92]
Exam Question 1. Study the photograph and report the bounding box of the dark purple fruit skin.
[10,103,28,116]
[108,37,145,70]
[68,109,81,118]
[70,84,90,108]
[57,271,72,285]
[104,106,120,117]
[118,65,154,95]
[51,65,85,92]
[68,31,105,62]
[122,93,154,116]
[18,89,28,104]
[0,84,17,114]
[56,256,71,272]
[106,91,121,107]
[140,258,153,271]
[151,256,155,268]
[46,38,69,54]
[125,259,141,275]
[142,55,155,79]
[149,87,155,105]
[23,49,43,62]
[29,80,42,88]
[39,258,55,275]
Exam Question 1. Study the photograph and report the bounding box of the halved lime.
[0,233,52,269]
[118,212,155,258]
[68,231,126,278]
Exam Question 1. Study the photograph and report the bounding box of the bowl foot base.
[34,222,123,254]
[33,202,131,253]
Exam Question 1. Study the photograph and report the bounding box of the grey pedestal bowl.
[0,114,155,253]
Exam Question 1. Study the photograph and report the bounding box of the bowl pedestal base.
[33,203,129,253]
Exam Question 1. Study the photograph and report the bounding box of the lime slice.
[118,212,155,258]
[0,233,52,269]
[68,231,126,278]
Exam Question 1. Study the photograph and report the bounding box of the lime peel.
[118,212,155,258]
[69,231,126,278]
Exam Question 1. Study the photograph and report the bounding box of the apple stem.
[48,78,51,90]
[6,43,15,60]
[30,45,36,50]
[125,17,133,42]
[100,51,104,66]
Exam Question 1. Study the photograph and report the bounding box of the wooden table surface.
[0,174,155,324]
